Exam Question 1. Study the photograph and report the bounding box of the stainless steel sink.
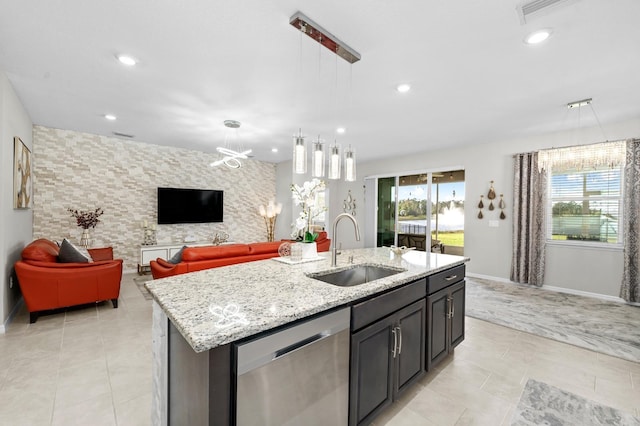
[309,265,405,287]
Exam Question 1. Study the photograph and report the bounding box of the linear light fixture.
[567,98,592,109]
[289,11,361,64]
[517,0,577,24]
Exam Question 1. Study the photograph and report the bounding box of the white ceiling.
[1,0,639,164]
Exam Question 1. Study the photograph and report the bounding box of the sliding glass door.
[431,170,465,255]
[375,170,465,254]
[397,174,429,250]
[376,177,396,247]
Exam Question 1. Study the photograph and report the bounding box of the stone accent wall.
[32,126,276,271]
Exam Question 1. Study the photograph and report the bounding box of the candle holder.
[258,200,282,242]
[142,222,157,245]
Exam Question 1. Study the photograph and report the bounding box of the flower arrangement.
[291,178,326,242]
[68,207,104,229]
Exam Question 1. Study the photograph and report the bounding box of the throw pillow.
[58,238,92,263]
[167,246,187,264]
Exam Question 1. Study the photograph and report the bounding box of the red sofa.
[150,232,331,279]
[15,239,123,323]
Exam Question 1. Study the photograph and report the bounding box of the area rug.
[466,277,640,363]
[133,275,153,301]
[511,379,640,425]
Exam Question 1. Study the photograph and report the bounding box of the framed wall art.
[13,136,32,209]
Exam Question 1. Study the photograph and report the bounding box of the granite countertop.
[145,247,469,353]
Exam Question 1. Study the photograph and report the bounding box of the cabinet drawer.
[352,279,426,331]
[427,265,465,295]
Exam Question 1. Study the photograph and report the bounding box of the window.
[548,165,623,245]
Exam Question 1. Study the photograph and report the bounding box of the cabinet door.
[450,281,466,349]
[350,318,394,426]
[141,248,168,265]
[427,287,449,371]
[395,299,426,397]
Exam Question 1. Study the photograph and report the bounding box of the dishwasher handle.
[274,331,329,359]
[236,307,350,375]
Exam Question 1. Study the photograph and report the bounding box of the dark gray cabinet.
[427,268,465,371]
[349,288,426,426]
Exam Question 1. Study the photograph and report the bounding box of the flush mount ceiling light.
[336,127,346,134]
[524,29,552,45]
[104,114,117,120]
[396,84,411,93]
[210,120,252,169]
[289,12,361,64]
[116,55,137,66]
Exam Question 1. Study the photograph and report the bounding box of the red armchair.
[15,239,123,323]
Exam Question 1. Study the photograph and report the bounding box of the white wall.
[0,71,33,329]
[320,117,640,298]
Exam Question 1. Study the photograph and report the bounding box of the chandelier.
[289,12,359,182]
[537,98,624,172]
[210,120,252,169]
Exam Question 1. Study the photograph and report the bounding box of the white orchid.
[291,179,326,242]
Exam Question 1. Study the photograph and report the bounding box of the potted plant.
[291,179,326,258]
[68,207,104,247]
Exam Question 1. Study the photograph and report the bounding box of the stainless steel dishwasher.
[235,307,350,426]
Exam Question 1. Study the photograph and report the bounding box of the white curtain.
[620,139,640,303]
[511,152,547,286]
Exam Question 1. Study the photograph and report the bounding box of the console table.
[138,242,214,275]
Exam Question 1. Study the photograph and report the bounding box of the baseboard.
[1,297,25,334]
[542,284,626,304]
[466,272,627,304]
[466,272,513,284]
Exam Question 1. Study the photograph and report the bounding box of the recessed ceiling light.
[117,55,137,66]
[271,148,278,153]
[524,29,552,45]
[336,127,346,134]
[104,114,117,120]
[396,84,411,93]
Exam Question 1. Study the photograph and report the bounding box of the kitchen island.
[146,247,469,425]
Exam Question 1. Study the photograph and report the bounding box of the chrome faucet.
[331,213,361,267]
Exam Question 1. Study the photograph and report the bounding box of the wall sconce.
[258,200,282,242]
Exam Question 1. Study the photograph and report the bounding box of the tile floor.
[0,273,638,425]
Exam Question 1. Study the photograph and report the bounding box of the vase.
[299,242,317,259]
[80,229,91,248]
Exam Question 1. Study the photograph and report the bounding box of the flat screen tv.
[157,187,223,224]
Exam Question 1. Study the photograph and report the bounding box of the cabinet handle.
[391,328,398,358]
[446,296,453,319]
[396,326,402,356]
[451,298,455,318]
[444,275,458,281]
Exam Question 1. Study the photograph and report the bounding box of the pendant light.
[312,137,325,177]
[344,145,356,182]
[293,129,307,174]
[210,120,251,169]
[328,142,341,180]
[289,12,362,182]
